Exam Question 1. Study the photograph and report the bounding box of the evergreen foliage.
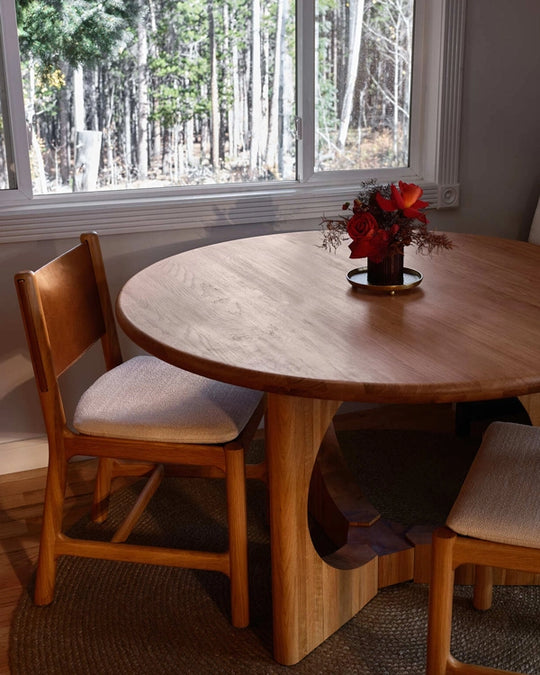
[9,0,414,193]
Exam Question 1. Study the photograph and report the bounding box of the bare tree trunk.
[26,58,47,193]
[74,130,102,191]
[261,8,269,157]
[338,0,365,150]
[148,0,160,173]
[176,124,185,179]
[103,79,115,186]
[137,3,149,181]
[186,117,195,167]
[265,0,287,174]
[280,10,294,178]
[200,106,210,161]
[393,23,400,161]
[162,127,172,177]
[72,64,103,192]
[89,68,99,131]
[223,3,236,162]
[58,67,70,185]
[249,0,262,175]
[124,82,132,180]
[72,64,85,132]
[152,119,162,172]
[231,25,243,158]
[207,0,220,169]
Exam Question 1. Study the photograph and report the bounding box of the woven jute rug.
[9,429,540,674]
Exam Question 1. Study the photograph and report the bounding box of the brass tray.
[347,267,423,295]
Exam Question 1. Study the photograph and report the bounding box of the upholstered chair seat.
[74,354,262,444]
[446,422,540,549]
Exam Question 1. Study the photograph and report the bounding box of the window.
[0,0,465,242]
[315,0,414,173]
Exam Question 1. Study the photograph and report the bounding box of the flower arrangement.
[321,179,452,263]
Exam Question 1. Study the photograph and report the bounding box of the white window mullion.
[296,0,315,183]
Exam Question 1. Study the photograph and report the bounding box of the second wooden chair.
[426,421,540,674]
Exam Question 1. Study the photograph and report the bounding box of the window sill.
[0,177,459,243]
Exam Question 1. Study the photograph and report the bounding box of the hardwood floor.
[0,459,100,674]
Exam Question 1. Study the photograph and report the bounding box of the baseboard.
[0,436,48,475]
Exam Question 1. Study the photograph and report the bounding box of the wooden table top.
[116,231,540,404]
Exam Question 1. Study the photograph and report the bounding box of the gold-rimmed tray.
[347,267,423,295]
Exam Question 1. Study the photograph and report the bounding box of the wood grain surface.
[117,231,540,404]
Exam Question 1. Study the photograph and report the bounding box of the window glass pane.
[16,0,296,195]
[315,0,414,172]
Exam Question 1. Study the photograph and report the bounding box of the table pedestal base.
[266,394,379,666]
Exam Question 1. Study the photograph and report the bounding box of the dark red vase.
[367,252,404,285]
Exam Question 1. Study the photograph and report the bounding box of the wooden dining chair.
[14,232,265,628]
[426,421,540,674]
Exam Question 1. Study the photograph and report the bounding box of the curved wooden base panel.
[266,394,379,665]
[519,392,540,426]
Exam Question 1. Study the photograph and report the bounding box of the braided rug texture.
[9,429,540,674]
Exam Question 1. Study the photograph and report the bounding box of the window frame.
[0,0,466,243]
[0,0,32,202]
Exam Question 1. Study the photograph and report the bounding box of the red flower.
[347,213,390,261]
[347,211,378,241]
[375,181,429,223]
[349,229,390,261]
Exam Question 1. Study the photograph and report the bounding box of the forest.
[2,0,413,194]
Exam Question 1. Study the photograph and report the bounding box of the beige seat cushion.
[73,355,263,444]
[447,422,540,548]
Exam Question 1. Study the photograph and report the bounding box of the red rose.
[347,212,378,241]
[348,222,389,261]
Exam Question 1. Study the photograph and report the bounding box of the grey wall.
[431,0,540,239]
[1,0,539,472]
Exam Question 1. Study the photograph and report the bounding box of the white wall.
[1,0,540,474]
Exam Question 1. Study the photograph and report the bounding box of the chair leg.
[224,444,249,628]
[473,565,493,611]
[427,528,457,675]
[35,454,67,606]
[92,457,114,523]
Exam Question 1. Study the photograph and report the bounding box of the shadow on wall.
[1,238,69,440]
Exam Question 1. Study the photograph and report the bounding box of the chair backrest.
[14,232,122,422]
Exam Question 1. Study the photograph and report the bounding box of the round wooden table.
[117,231,540,665]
